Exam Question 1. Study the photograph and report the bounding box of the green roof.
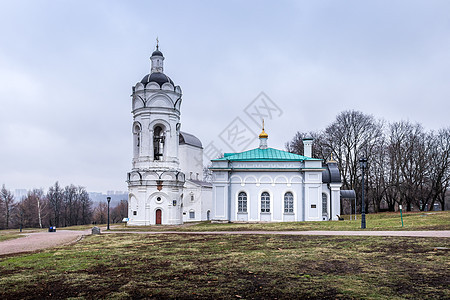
[214,147,320,162]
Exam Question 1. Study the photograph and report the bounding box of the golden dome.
[259,129,268,139]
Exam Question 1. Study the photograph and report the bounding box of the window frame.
[284,192,294,214]
[260,192,270,213]
[322,193,328,215]
[238,192,247,213]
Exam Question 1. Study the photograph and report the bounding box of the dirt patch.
[315,259,361,275]
[0,234,448,299]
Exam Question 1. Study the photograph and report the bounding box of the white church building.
[127,44,344,225]
[210,129,342,222]
[126,44,212,225]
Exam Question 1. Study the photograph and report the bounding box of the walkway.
[0,229,448,256]
[0,229,90,256]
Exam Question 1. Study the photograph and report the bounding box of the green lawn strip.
[0,228,46,242]
[0,233,24,242]
[111,211,450,232]
[58,224,103,231]
[0,233,448,299]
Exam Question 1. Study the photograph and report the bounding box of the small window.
[238,192,247,213]
[189,211,195,219]
[261,192,270,213]
[133,211,137,216]
[311,204,316,208]
[284,192,294,213]
[156,197,162,202]
[322,193,328,215]
[191,194,194,202]
[153,126,165,160]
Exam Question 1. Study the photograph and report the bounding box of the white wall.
[179,144,203,179]
[210,158,341,223]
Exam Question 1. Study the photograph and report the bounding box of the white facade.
[127,46,211,225]
[126,45,343,225]
[211,135,342,222]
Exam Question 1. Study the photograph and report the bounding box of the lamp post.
[107,196,111,230]
[359,157,367,229]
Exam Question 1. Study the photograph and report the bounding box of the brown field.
[0,233,448,299]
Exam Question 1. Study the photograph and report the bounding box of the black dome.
[152,50,163,57]
[141,72,174,87]
[322,162,341,184]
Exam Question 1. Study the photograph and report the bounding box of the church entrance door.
[156,209,162,224]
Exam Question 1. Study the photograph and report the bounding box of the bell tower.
[127,42,185,225]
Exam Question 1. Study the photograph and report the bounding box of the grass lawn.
[0,232,23,242]
[58,224,106,231]
[0,233,448,299]
[114,211,450,232]
[0,228,45,242]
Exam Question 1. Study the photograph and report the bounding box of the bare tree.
[47,182,63,227]
[428,128,450,210]
[285,131,328,159]
[61,185,92,226]
[111,200,128,223]
[15,189,45,228]
[387,122,430,211]
[34,189,47,228]
[286,111,449,214]
[93,202,108,224]
[78,187,92,225]
[366,138,388,212]
[63,185,78,226]
[322,110,384,213]
[0,185,16,229]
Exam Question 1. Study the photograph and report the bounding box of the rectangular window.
[189,211,195,219]
[133,211,137,215]
[311,204,316,208]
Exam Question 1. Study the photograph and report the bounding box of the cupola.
[259,120,268,149]
[150,41,164,73]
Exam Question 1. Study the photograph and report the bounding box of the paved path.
[0,229,448,256]
[0,229,90,256]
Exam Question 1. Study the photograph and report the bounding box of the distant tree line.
[286,110,450,213]
[0,182,128,230]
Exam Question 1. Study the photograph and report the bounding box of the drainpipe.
[329,184,332,221]
[228,163,232,222]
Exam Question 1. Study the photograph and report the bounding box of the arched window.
[238,192,247,213]
[261,192,270,213]
[322,193,328,215]
[189,210,195,219]
[284,192,294,213]
[153,126,165,160]
[133,123,141,157]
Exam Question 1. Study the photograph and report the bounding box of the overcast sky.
[1,0,449,193]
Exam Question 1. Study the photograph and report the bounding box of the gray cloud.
[0,0,449,192]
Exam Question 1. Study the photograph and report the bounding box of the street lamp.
[107,196,111,230]
[359,157,367,229]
